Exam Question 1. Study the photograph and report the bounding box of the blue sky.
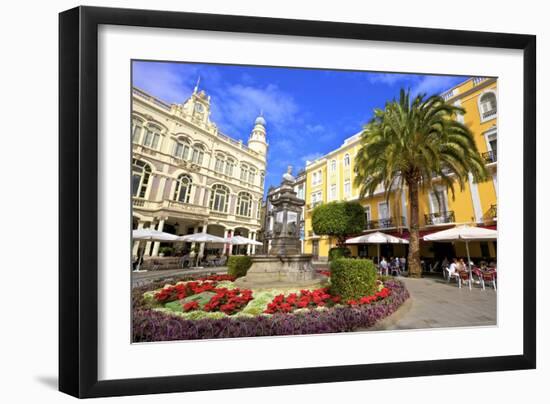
[133,61,467,192]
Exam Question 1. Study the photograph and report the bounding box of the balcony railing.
[365,216,406,230]
[482,109,497,120]
[488,204,497,220]
[472,77,487,86]
[133,87,172,111]
[133,197,210,217]
[482,150,497,163]
[165,200,209,216]
[424,211,455,226]
[307,201,323,210]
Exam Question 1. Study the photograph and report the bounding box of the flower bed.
[133,279,409,342]
[264,281,389,314]
[150,276,252,316]
[264,288,340,313]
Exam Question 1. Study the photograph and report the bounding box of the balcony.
[365,216,406,230]
[307,201,323,210]
[133,87,171,111]
[133,197,209,217]
[132,197,161,209]
[165,200,209,216]
[424,211,455,226]
[482,109,497,120]
[482,150,497,164]
[488,204,497,221]
[472,77,487,86]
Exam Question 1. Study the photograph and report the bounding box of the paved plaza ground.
[132,269,497,330]
[132,267,228,287]
[371,276,497,330]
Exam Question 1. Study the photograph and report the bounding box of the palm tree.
[354,89,488,278]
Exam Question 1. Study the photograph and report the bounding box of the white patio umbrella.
[178,233,228,243]
[423,225,497,280]
[228,235,263,255]
[132,228,179,241]
[345,231,409,268]
[178,233,229,267]
[229,235,263,246]
[132,229,179,271]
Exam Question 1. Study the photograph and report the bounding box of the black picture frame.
[59,5,536,398]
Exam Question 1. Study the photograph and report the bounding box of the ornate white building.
[131,83,268,258]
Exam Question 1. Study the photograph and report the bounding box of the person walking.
[380,256,389,276]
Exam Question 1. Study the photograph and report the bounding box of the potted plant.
[158,246,174,257]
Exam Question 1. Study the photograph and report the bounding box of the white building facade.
[132,84,268,258]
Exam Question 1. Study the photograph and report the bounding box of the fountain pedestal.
[235,254,325,289]
[235,166,325,289]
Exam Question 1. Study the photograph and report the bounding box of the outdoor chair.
[445,267,460,285]
[457,270,472,290]
[429,261,440,273]
[215,255,227,266]
[390,264,401,277]
[180,255,191,268]
[472,267,486,290]
[481,269,497,291]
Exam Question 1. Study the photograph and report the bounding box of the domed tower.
[248,112,268,157]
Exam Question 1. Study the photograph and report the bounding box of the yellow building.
[304,77,497,267]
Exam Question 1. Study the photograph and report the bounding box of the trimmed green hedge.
[328,247,351,261]
[227,255,253,278]
[329,258,377,301]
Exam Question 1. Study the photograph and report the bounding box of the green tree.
[312,201,366,247]
[354,89,488,278]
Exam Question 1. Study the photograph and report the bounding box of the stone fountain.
[235,166,325,289]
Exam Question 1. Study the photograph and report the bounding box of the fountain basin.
[234,254,327,289]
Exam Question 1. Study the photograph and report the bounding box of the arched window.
[237,192,252,217]
[209,184,229,213]
[256,200,262,219]
[132,118,143,144]
[132,159,151,198]
[225,158,235,177]
[249,167,256,185]
[143,125,161,149]
[191,144,205,165]
[240,164,249,182]
[214,154,225,173]
[344,154,350,167]
[173,174,192,203]
[330,159,336,172]
[479,92,497,120]
[260,171,265,187]
[173,137,191,160]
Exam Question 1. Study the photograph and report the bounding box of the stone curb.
[367,296,414,331]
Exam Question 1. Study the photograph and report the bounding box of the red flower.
[182,301,199,312]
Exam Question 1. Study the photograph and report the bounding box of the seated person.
[447,258,461,279]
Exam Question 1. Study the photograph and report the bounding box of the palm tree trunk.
[407,181,422,278]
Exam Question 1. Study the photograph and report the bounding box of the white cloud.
[300,152,323,165]
[271,138,294,154]
[306,124,325,133]
[132,62,195,104]
[367,73,461,99]
[213,83,299,133]
[411,75,461,97]
[367,73,410,85]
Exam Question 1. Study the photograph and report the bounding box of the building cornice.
[305,132,362,170]
[445,77,497,104]
[132,87,266,164]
